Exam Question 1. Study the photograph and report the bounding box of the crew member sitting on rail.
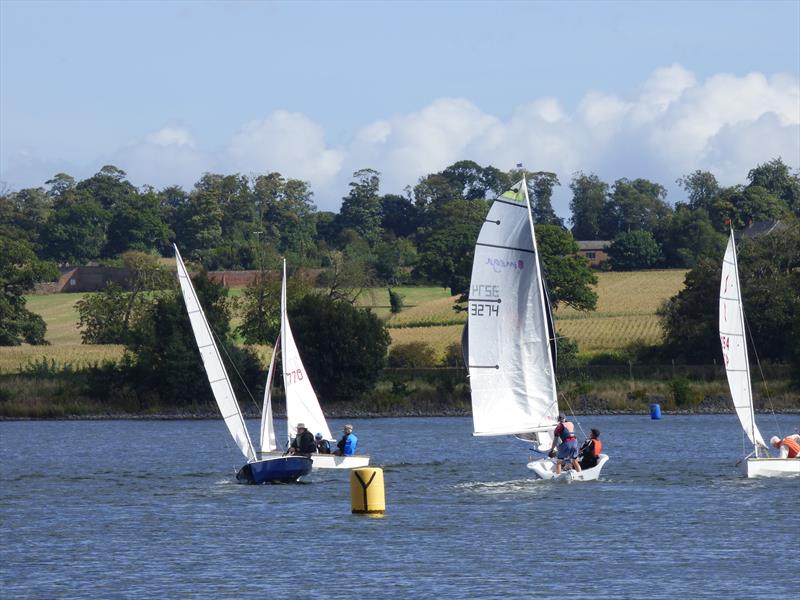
[578,428,602,470]
[334,424,358,456]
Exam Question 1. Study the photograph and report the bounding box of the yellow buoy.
[350,467,385,515]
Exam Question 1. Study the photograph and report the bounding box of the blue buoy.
[650,403,662,420]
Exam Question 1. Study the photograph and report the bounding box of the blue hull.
[236,456,313,484]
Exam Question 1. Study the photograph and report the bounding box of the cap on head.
[558,412,566,421]
[296,423,306,430]
[314,433,323,440]
[770,435,780,447]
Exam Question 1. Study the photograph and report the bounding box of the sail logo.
[487,257,524,272]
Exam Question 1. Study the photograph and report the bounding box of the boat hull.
[258,451,370,469]
[527,454,609,481]
[741,457,800,478]
[236,456,313,484]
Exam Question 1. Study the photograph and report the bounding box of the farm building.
[576,240,611,268]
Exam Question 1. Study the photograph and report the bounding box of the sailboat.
[464,178,608,481]
[719,229,799,478]
[174,245,312,484]
[256,260,370,470]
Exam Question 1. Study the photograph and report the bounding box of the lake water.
[1,415,798,599]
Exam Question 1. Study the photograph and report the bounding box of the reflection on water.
[1,415,798,598]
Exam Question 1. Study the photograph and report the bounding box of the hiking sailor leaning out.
[770,434,800,459]
[549,412,581,475]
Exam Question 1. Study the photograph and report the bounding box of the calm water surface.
[1,415,799,599]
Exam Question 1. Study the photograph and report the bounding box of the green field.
[2,270,687,373]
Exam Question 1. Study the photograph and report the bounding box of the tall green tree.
[529,171,563,226]
[608,230,663,270]
[677,170,719,211]
[0,236,58,345]
[105,190,171,256]
[601,178,671,238]
[747,158,800,214]
[289,293,391,403]
[125,271,261,406]
[76,252,172,344]
[338,169,382,245]
[569,172,608,240]
[41,189,108,264]
[414,198,489,296]
[535,225,597,311]
[659,217,800,364]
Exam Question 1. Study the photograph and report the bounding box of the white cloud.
[2,65,798,217]
[223,110,345,187]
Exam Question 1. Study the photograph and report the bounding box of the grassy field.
[2,270,687,373]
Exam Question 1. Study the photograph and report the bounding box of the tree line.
[1,157,798,402]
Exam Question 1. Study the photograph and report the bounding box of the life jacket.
[781,436,800,458]
[593,439,602,457]
[343,432,358,456]
[557,421,576,442]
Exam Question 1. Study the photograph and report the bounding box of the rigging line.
[209,324,262,415]
[741,308,781,438]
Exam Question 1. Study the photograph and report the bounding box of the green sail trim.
[500,189,525,203]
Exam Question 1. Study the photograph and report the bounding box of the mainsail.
[174,245,256,462]
[280,260,332,444]
[467,180,559,438]
[259,334,280,452]
[719,231,766,450]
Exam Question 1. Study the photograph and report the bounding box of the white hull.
[740,457,800,478]
[527,454,609,481]
[258,451,369,470]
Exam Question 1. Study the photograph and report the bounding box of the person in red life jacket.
[769,434,800,458]
[578,428,602,470]
[548,412,581,474]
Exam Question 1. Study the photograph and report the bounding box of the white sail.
[280,260,332,444]
[259,335,280,452]
[467,180,559,437]
[719,232,766,450]
[174,245,256,462]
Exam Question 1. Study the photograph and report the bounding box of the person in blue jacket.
[334,424,358,456]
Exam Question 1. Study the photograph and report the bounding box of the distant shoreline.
[3,408,799,421]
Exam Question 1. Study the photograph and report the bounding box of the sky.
[1,0,799,218]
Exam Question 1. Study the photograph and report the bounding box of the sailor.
[578,428,602,470]
[333,424,358,456]
[769,434,800,458]
[315,432,331,454]
[287,423,316,456]
[549,412,581,475]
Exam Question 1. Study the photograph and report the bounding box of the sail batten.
[467,179,559,437]
[719,232,765,451]
[174,245,256,462]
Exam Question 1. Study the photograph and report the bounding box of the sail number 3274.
[470,303,499,317]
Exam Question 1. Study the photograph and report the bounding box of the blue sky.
[1,0,798,216]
